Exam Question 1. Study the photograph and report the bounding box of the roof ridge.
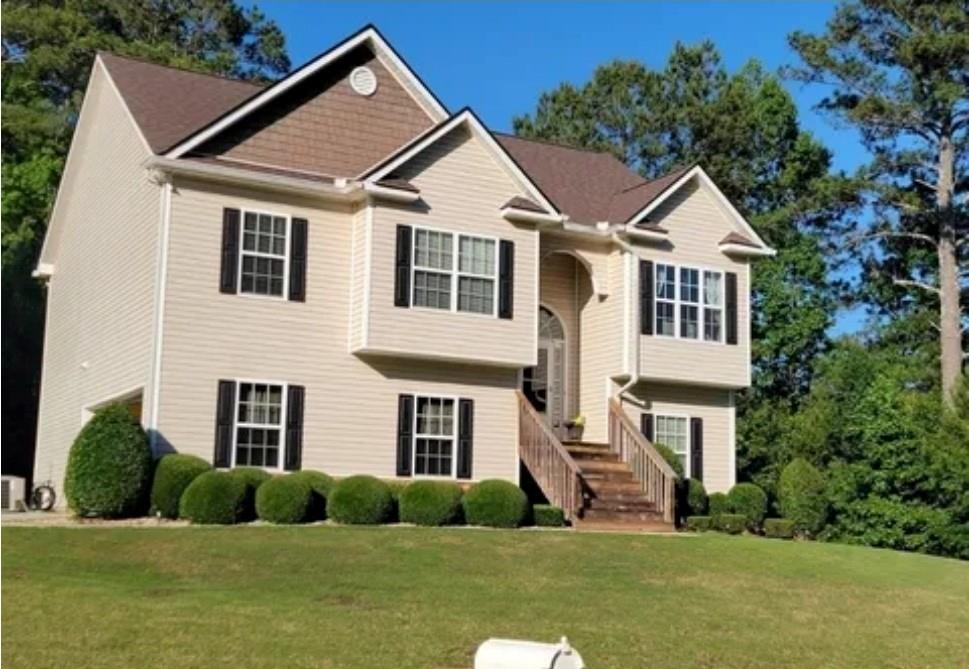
[492,131,622,158]
[98,51,267,88]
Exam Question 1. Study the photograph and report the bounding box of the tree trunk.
[937,132,962,406]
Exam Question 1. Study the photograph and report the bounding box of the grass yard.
[3,526,967,669]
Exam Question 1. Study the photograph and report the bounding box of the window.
[653,263,723,343]
[412,227,497,315]
[655,415,689,476]
[234,382,284,468]
[240,211,288,297]
[414,396,455,476]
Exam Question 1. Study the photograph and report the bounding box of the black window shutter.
[213,380,235,467]
[457,398,474,479]
[498,240,515,319]
[394,225,412,307]
[641,413,655,442]
[284,385,305,471]
[690,417,703,481]
[288,218,308,302]
[220,208,241,294]
[640,260,654,335]
[396,394,414,476]
[725,272,738,345]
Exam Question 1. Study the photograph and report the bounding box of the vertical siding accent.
[396,394,414,476]
[220,208,240,294]
[214,380,235,467]
[457,398,474,479]
[498,240,515,319]
[288,218,308,302]
[394,224,412,307]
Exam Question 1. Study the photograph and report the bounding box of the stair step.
[574,459,628,473]
[584,479,644,494]
[581,508,666,524]
[565,446,618,460]
[587,497,657,512]
[561,440,610,448]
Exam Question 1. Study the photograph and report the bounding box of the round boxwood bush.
[64,403,153,518]
[386,480,411,522]
[685,516,712,532]
[462,479,529,528]
[533,504,566,527]
[150,453,211,519]
[778,458,828,535]
[713,513,746,535]
[399,480,464,526]
[229,467,271,521]
[708,492,730,516]
[727,482,768,530]
[256,475,313,524]
[179,471,247,524]
[653,443,684,478]
[290,470,335,521]
[764,518,796,539]
[686,479,708,516]
[328,475,394,525]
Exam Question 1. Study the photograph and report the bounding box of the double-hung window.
[414,396,456,476]
[654,263,723,343]
[412,227,497,315]
[234,382,284,468]
[655,415,690,477]
[240,210,289,297]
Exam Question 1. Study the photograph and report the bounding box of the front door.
[524,307,567,436]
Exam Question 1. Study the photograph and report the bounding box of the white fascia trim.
[619,225,668,243]
[353,346,529,369]
[364,110,560,216]
[166,28,446,159]
[719,243,777,257]
[148,181,173,451]
[362,182,421,203]
[32,263,55,280]
[627,165,775,254]
[501,207,564,225]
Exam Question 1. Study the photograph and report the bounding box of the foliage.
[713,514,747,535]
[763,518,796,539]
[727,483,768,529]
[686,479,708,516]
[532,504,566,527]
[228,467,271,521]
[708,492,730,516]
[685,516,712,532]
[653,443,684,478]
[462,480,529,528]
[328,475,394,525]
[63,404,152,518]
[398,481,464,527]
[149,454,210,519]
[179,471,247,525]
[255,475,312,524]
[289,470,334,521]
[778,458,827,535]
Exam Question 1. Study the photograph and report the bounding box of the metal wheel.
[31,485,56,511]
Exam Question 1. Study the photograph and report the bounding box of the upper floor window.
[412,227,497,315]
[655,263,723,343]
[240,210,289,297]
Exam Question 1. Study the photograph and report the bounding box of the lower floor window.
[235,382,283,468]
[655,415,689,476]
[414,396,455,476]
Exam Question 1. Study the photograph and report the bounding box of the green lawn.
[3,526,967,669]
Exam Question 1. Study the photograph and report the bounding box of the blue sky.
[251,1,868,332]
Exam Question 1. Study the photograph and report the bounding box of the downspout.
[610,233,642,405]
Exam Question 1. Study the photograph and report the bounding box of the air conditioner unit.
[1,476,27,511]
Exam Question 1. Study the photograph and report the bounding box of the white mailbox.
[474,636,584,669]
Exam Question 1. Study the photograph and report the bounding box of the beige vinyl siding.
[363,126,537,366]
[33,63,159,503]
[624,382,735,493]
[347,205,368,351]
[156,177,519,481]
[637,178,751,388]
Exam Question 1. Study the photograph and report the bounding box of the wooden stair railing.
[607,398,678,524]
[516,390,584,522]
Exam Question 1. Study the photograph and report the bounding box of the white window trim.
[411,394,459,479]
[230,378,288,472]
[410,224,499,318]
[654,413,691,479]
[654,262,725,344]
[237,208,291,301]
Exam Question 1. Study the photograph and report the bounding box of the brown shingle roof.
[501,196,547,214]
[720,231,760,248]
[611,164,695,225]
[375,177,419,192]
[99,53,263,153]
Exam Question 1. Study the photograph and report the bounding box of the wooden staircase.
[516,391,677,532]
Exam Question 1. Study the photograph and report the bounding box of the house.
[32,25,775,528]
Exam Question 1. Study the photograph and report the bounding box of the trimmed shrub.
[727,483,768,530]
[533,504,566,527]
[229,467,271,521]
[708,492,730,516]
[653,443,685,478]
[329,475,394,525]
[179,471,247,524]
[386,480,411,522]
[685,516,712,532]
[290,470,335,521]
[778,458,828,535]
[686,479,708,516]
[64,403,153,518]
[714,513,746,535]
[150,454,210,519]
[764,518,796,539]
[256,475,312,524]
[399,480,464,526]
[462,479,529,528]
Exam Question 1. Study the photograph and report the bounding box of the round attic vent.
[349,66,378,96]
